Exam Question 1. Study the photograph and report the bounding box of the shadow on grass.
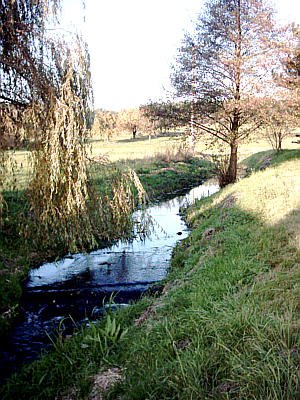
[241,148,300,172]
[87,132,184,146]
[116,131,183,144]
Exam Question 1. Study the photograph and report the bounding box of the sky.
[60,0,300,111]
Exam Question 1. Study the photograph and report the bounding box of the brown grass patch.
[89,368,123,400]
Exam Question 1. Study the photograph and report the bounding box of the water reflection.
[28,182,219,291]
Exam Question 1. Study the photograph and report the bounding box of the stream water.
[0,181,219,383]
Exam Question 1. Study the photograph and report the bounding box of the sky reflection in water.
[28,183,219,289]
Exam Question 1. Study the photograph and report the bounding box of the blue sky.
[61,0,300,111]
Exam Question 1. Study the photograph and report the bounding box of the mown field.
[1,139,299,399]
[88,130,300,162]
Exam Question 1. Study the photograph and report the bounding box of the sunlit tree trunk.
[226,142,238,185]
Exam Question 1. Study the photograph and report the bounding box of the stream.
[0,181,219,383]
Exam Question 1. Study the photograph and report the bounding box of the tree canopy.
[171,0,284,185]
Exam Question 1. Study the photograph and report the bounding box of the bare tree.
[91,110,118,142]
[141,101,177,134]
[117,108,147,139]
[257,97,297,151]
[277,26,300,91]
[171,0,282,186]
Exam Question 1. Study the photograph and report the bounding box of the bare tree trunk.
[227,142,238,183]
[278,133,282,151]
[222,0,240,186]
[217,142,238,188]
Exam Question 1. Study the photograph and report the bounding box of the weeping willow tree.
[1,0,147,253]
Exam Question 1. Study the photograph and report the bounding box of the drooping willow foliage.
[1,0,147,253]
[24,47,147,251]
[23,41,95,251]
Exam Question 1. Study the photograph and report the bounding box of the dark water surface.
[0,182,219,382]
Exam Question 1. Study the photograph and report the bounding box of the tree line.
[90,105,182,141]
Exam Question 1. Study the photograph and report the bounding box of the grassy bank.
[121,155,212,202]
[2,149,299,399]
[0,153,212,336]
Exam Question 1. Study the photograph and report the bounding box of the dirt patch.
[134,280,183,326]
[56,388,79,400]
[258,154,273,170]
[57,369,123,400]
[89,368,123,400]
[134,305,156,326]
[176,338,192,350]
[214,381,240,395]
[201,227,216,240]
[220,192,242,209]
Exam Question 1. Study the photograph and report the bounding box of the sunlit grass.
[212,159,300,226]
[87,131,185,162]
[89,130,300,162]
[2,150,31,191]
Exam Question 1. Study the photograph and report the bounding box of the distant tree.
[257,97,296,151]
[277,26,300,91]
[274,26,300,145]
[171,0,282,186]
[118,108,145,139]
[141,101,177,134]
[91,110,118,141]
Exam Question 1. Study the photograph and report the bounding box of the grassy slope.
[2,150,299,399]
[106,153,299,400]
[241,148,300,173]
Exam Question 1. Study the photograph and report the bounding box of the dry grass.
[187,157,300,251]
[217,159,300,227]
[89,131,300,163]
